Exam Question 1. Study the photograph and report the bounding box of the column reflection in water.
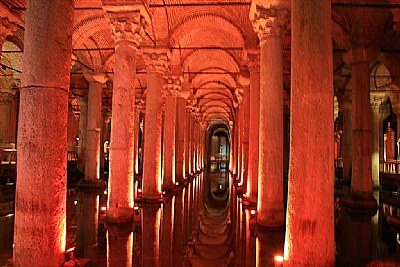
[174,190,185,267]
[245,209,256,267]
[76,190,99,262]
[106,223,133,267]
[142,203,162,267]
[336,211,377,266]
[256,228,284,267]
[161,197,175,267]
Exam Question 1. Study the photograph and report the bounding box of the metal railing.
[209,153,230,162]
[380,159,400,174]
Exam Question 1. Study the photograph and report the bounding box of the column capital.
[104,4,150,47]
[0,91,13,105]
[83,72,108,84]
[142,49,170,74]
[250,5,289,41]
[370,92,386,110]
[0,16,17,45]
[163,75,183,96]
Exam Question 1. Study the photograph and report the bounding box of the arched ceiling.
[2,0,400,130]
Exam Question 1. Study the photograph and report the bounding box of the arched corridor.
[3,0,400,266]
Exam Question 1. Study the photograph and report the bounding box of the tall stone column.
[134,104,141,175]
[142,50,169,199]
[338,92,352,181]
[8,92,18,144]
[185,105,192,176]
[236,104,243,182]
[77,93,88,172]
[371,92,385,188]
[162,76,181,190]
[176,96,186,182]
[251,4,287,227]
[0,92,12,145]
[284,0,335,265]
[104,6,148,222]
[246,51,260,203]
[343,47,378,211]
[14,0,74,265]
[83,72,107,183]
[239,76,250,190]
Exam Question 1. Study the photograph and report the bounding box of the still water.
[1,173,400,266]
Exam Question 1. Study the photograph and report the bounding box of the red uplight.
[250,210,256,215]
[100,206,107,211]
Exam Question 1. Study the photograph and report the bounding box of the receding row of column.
[230,1,341,266]
[12,1,208,265]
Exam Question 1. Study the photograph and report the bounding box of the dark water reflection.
[2,180,400,266]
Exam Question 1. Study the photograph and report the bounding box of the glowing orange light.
[275,255,284,262]
[250,210,256,215]
[101,206,107,211]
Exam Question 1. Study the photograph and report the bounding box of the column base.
[256,208,285,228]
[107,206,134,223]
[342,191,378,218]
[139,195,164,204]
[77,179,106,190]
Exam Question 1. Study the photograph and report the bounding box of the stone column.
[8,92,18,144]
[77,93,88,172]
[239,76,250,190]
[13,0,74,265]
[176,96,186,182]
[162,76,181,190]
[246,51,260,203]
[104,6,148,222]
[83,72,107,183]
[185,106,192,176]
[371,92,385,188]
[0,92,12,145]
[236,104,243,182]
[142,50,169,199]
[251,4,287,227]
[343,47,378,211]
[339,92,352,181]
[284,0,335,265]
[134,104,141,175]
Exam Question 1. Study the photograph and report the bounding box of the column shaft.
[247,66,260,202]
[14,0,73,265]
[84,77,105,182]
[257,31,284,227]
[142,69,164,199]
[108,41,137,221]
[341,98,352,181]
[162,93,177,189]
[176,97,186,181]
[351,61,372,193]
[285,1,335,265]
[241,85,250,192]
